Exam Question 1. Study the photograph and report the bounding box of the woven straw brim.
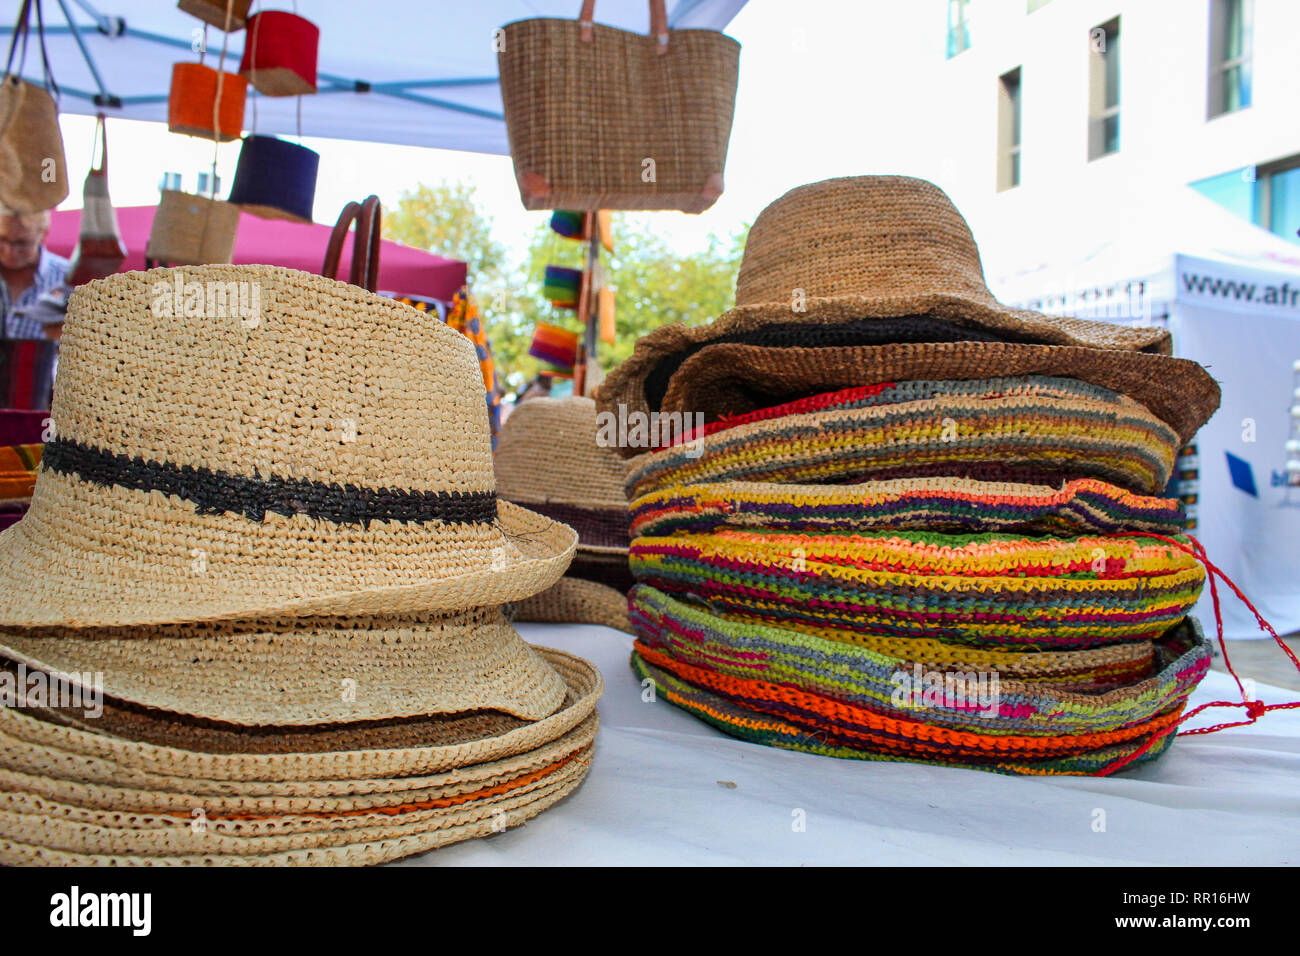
[630,650,1183,776]
[0,745,593,865]
[514,577,632,633]
[631,586,1210,736]
[0,607,568,726]
[659,341,1219,446]
[631,584,1154,684]
[495,396,630,509]
[0,715,595,820]
[597,294,1183,458]
[625,379,1181,498]
[0,476,576,627]
[630,477,1188,539]
[0,648,601,782]
[631,530,1204,649]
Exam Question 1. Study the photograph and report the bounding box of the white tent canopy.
[4,0,747,153]
[989,185,1300,323]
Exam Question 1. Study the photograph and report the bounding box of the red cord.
[1096,532,1300,776]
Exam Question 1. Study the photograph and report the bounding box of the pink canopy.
[48,206,468,301]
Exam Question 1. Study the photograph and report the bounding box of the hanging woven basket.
[239,11,319,97]
[167,63,247,141]
[177,0,253,31]
[146,190,241,266]
[227,134,319,223]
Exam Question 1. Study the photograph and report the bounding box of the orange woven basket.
[167,62,247,141]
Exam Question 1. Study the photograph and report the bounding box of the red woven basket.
[239,11,319,97]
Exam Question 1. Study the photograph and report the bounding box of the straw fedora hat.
[597,176,1220,455]
[496,396,630,553]
[0,265,576,628]
[496,396,632,631]
[0,607,568,726]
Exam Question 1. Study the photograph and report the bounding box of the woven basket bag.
[498,0,740,213]
[145,189,240,266]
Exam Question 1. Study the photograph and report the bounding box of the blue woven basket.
[228,134,319,223]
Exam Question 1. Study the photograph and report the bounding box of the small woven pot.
[177,0,253,31]
[146,190,240,266]
[239,11,320,97]
[167,62,247,141]
[227,134,319,223]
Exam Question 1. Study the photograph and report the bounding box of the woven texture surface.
[631,477,1187,539]
[498,18,740,212]
[513,577,632,634]
[0,266,577,628]
[627,377,1181,498]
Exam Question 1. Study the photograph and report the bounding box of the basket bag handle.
[322,195,382,292]
[579,0,669,54]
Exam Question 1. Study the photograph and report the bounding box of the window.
[1088,18,1121,160]
[997,68,1023,191]
[946,0,972,58]
[1208,0,1253,117]
[158,171,182,192]
[196,172,221,195]
[1190,154,1300,244]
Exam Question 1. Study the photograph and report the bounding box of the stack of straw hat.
[598,176,1222,776]
[0,265,602,864]
[495,396,633,632]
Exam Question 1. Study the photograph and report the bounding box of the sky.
[51,1,955,270]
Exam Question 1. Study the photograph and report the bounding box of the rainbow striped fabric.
[628,377,1181,498]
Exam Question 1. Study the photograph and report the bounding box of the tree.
[383,180,509,287]
[383,181,749,395]
[502,215,749,390]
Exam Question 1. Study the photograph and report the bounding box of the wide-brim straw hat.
[496,396,631,553]
[513,577,632,634]
[0,265,575,629]
[0,646,601,784]
[626,377,1182,498]
[0,715,598,866]
[656,341,1218,446]
[0,607,568,726]
[630,476,1188,539]
[597,176,1219,455]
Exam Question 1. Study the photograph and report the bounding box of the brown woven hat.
[597,176,1219,455]
[659,341,1218,446]
[0,265,576,628]
[496,396,630,552]
[0,607,567,726]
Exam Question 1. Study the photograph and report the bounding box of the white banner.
[1173,291,1300,639]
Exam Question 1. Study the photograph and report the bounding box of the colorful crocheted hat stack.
[495,396,633,633]
[599,176,1223,775]
[0,266,603,865]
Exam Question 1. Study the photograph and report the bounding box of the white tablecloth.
[403,624,1300,866]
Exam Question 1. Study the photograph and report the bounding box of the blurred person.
[0,208,69,341]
